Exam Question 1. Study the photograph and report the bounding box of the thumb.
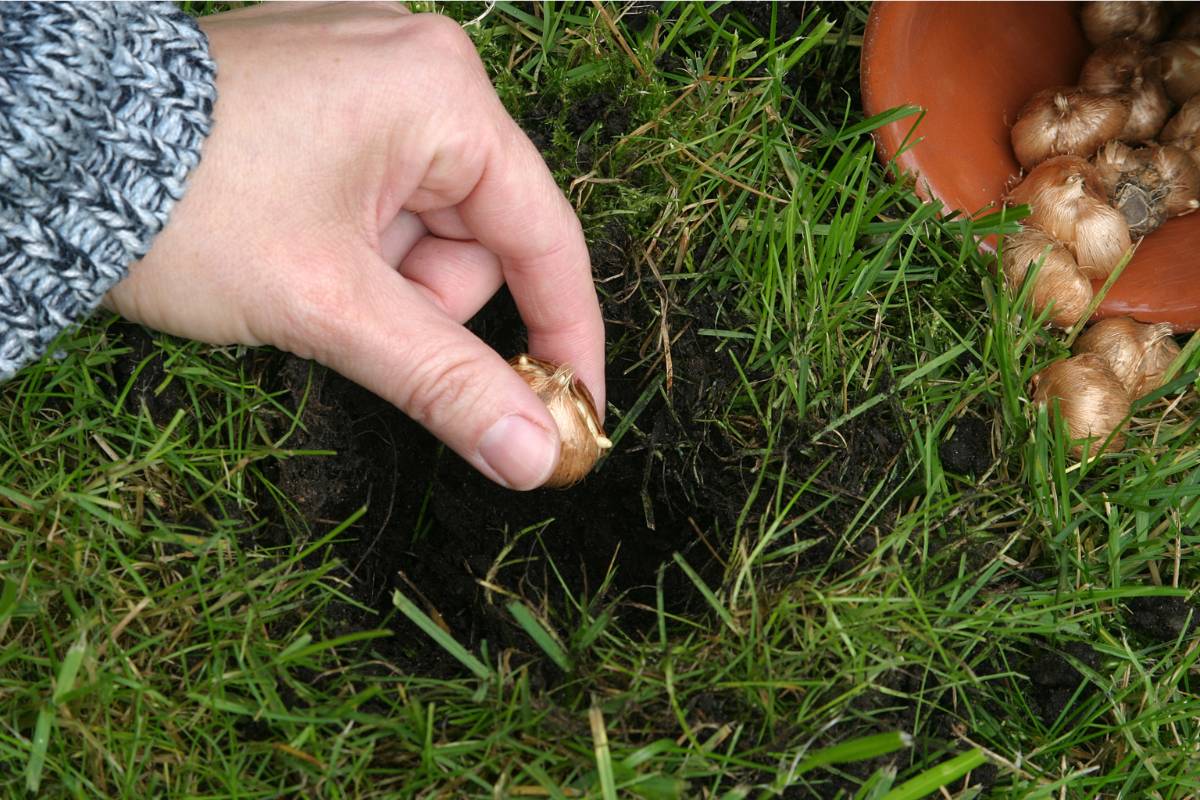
[292,251,562,490]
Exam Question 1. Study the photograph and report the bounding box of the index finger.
[456,114,607,413]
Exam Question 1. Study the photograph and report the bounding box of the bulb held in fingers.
[1002,227,1094,330]
[1031,354,1131,458]
[509,354,611,488]
[1072,317,1181,399]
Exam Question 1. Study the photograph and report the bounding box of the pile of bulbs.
[1004,1,1192,457]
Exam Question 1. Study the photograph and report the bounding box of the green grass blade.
[779,16,836,73]
[855,768,898,800]
[507,600,572,672]
[52,633,87,704]
[814,343,968,440]
[590,704,618,800]
[627,774,689,800]
[0,577,18,625]
[392,589,492,681]
[880,749,987,800]
[24,706,53,793]
[672,552,741,635]
[791,731,912,778]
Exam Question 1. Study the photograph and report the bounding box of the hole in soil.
[251,223,752,675]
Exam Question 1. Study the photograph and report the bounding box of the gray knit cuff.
[0,2,216,379]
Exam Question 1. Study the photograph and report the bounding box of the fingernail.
[478,415,559,490]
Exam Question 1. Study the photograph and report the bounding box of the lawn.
[2,2,1199,798]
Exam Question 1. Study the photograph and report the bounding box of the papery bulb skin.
[1008,156,1133,276]
[1081,37,1152,90]
[1123,74,1170,142]
[1161,104,1200,189]
[1091,141,1200,234]
[1148,144,1200,216]
[509,354,611,488]
[1165,130,1200,173]
[1081,1,1166,46]
[1156,39,1200,104]
[1002,227,1094,330]
[1094,140,1162,234]
[1073,317,1181,398]
[1161,94,1200,143]
[1031,353,1132,458]
[1012,87,1131,169]
[1093,138,1139,196]
[1079,38,1169,141]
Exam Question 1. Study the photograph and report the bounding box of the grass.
[3,1,1200,797]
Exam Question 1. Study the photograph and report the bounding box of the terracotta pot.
[861,1,1200,332]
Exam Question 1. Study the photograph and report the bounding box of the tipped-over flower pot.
[861,1,1200,332]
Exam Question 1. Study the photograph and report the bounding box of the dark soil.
[771,391,908,580]
[710,1,811,42]
[565,89,631,141]
[709,2,865,110]
[251,220,753,677]
[1125,595,1200,643]
[1024,641,1101,728]
[618,1,658,33]
[520,86,633,174]
[939,416,992,476]
[108,322,188,426]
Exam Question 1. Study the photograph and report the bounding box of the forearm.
[0,1,216,379]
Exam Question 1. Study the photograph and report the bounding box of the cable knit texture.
[0,2,216,379]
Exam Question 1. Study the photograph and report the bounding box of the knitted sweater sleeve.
[0,2,216,380]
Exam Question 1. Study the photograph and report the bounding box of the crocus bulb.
[1011,87,1131,169]
[1093,138,1139,195]
[1081,37,1151,90]
[1156,39,1200,104]
[1072,317,1181,398]
[1031,354,1131,458]
[1094,140,1168,235]
[1165,131,1200,173]
[1092,141,1200,234]
[1079,39,1169,141]
[1160,94,1200,143]
[1146,144,1200,215]
[1007,156,1133,277]
[1081,1,1166,46]
[509,354,611,488]
[1002,227,1094,330]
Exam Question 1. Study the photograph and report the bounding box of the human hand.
[105,2,605,490]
